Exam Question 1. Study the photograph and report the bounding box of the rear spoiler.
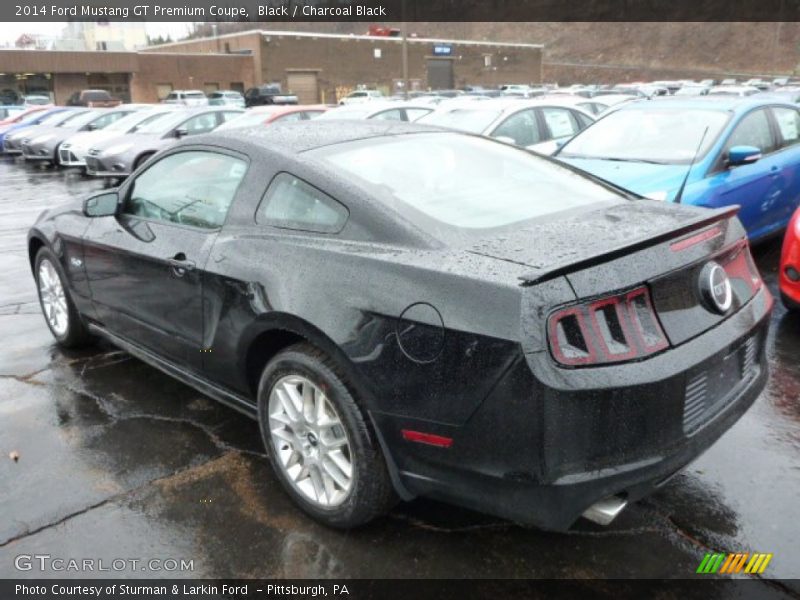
[519,205,740,286]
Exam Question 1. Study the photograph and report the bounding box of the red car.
[780,207,800,310]
[0,105,48,127]
[216,104,329,131]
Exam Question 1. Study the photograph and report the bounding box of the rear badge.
[699,262,732,314]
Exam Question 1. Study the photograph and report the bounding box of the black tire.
[134,153,154,171]
[34,247,93,348]
[257,342,396,528]
[781,291,800,312]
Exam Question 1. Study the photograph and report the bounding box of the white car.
[417,98,595,155]
[339,90,384,105]
[59,106,178,168]
[317,102,433,122]
[162,90,208,106]
[708,85,760,97]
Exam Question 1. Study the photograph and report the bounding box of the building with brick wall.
[0,29,542,105]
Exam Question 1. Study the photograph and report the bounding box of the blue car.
[555,97,800,240]
[0,107,70,152]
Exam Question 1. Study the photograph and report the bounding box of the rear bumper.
[375,287,771,530]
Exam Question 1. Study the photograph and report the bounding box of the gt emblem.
[699,262,732,314]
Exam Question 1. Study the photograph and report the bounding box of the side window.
[405,108,432,121]
[179,113,218,135]
[573,110,594,128]
[257,173,348,234]
[371,109,404,121]
[772,107,800,148]
[124,151,247,229]
[726,109,775,153]
[541,107,582,140]
[490,109,541,146]
[219,111,243,123]
[303,110,325,120]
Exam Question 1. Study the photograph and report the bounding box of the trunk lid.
[470,199,761,348]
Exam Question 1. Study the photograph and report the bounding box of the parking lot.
[0,156,798,591]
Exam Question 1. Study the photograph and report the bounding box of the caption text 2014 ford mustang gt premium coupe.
[28,121,772,530]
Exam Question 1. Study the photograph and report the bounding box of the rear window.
[312,133,622,230]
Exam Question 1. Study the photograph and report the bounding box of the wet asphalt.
[0,157,798,593]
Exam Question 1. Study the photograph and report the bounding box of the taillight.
[548,286,669,367]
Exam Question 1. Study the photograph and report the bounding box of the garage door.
[427,59,454,90]
[286,72,319,104]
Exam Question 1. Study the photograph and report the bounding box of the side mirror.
[728,145,762,167]
[86,123,97,131]
[83,192,119,217]
[174,127,188,138]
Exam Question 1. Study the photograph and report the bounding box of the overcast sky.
[0,22,194,45]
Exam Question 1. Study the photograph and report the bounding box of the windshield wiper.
[591,157,669,165]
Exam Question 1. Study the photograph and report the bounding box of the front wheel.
[257,343,396,528]
[34,247,93,347]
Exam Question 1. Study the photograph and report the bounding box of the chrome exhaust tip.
[581,496,628,526]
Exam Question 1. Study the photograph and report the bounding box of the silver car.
[22,108,136,165]
[85,107,243,177]
[417,98,595,155]
[59,106,177,168]
[3,109,82,155]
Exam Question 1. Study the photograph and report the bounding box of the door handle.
[167,253,195,276]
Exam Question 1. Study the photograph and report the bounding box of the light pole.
[401,0,409,99]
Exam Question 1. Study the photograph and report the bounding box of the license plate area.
[683,334,759,435]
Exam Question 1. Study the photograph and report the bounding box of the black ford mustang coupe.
[28,121,771,530]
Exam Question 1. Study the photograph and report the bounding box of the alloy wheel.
[268,375,354,508]
[38,258,69,336]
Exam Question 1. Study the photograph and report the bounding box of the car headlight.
[31,134,54,144]
[103,143,134,155]
[644,190,668,201]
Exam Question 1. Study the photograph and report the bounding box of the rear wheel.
[257,343,396,528]
[781,291,800,312]
[34,247,93,347]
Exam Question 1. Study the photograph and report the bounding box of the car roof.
[613,96,797,113]
[205,120,439,155]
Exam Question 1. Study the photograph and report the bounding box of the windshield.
[57,110,102,128]
[559,108,729,164]
[216,111,272,130]
[317,107,373,120]
[417,108,502,133]
[105,110,168,133]
[136,111,191,135]
[312,133,622,230]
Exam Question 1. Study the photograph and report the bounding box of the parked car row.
[6,92,799,313]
